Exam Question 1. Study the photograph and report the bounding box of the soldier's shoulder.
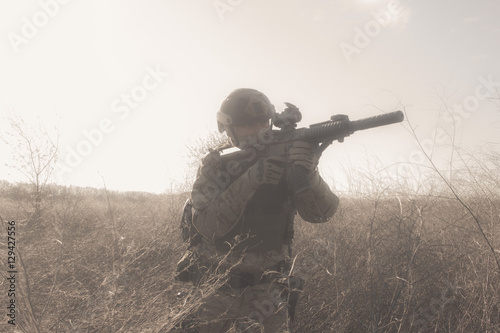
[200,142,233,169]
[198,151,221,178]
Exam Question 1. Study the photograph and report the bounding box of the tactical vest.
[214,178,295,253]
[192,147,296,254]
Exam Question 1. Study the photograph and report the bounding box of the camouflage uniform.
[183,144,338,332]
[176,88,338,332]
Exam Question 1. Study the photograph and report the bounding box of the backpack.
[179,198,202,247]
[175,198,204,282]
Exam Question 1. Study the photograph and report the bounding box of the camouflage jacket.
[190,147,339,273]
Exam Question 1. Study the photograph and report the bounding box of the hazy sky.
[1,0,499,193]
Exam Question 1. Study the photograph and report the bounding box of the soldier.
[176,88,339,332]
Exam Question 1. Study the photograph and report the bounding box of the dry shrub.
[1,149,499,332]
[290,149,500,332]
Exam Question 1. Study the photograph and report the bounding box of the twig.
[404,109,500,273]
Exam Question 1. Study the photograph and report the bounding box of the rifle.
[215,103,404,194]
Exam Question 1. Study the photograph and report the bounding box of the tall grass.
[0,150,499,332]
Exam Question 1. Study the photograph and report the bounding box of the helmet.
[217,88,274,133]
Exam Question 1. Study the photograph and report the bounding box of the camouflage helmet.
[217,88,275,133]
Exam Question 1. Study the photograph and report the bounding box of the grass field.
[1,155,499,332]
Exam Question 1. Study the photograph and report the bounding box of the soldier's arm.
[295,169,339,223]
[288,141,338,223]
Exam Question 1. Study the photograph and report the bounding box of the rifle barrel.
[349,110,404,132]
[302,110,404,143]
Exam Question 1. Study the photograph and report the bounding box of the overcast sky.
[1,0,499,193]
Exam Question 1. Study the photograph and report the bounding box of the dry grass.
[0,152,499,332]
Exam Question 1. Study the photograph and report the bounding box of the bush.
[1,152,499,333]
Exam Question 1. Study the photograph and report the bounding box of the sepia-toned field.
[1,156,499,332]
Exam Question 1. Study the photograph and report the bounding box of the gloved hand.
[247,155,286,185]
[288,141,319,173]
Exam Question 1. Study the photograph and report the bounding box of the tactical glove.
[247,155,286,185]
[288,141,319,173]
